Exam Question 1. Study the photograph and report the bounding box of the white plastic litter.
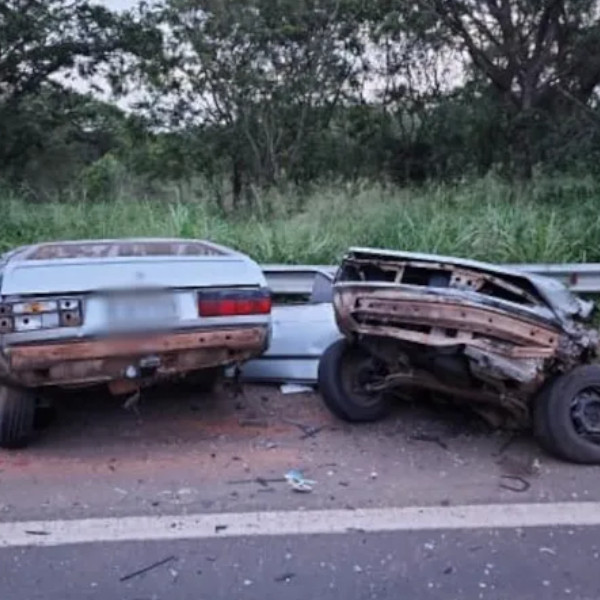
[280,383,314,395]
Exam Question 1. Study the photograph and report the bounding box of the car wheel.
[531,376,560,454]
[0,386,36,449]
[534,365,600,464]
[318,339,391,422]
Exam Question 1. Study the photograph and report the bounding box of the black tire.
[0,386,36,449]
[318,338,391,422]
[534,365,600,464]
[532,376,561,454]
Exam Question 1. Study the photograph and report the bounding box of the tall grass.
[1,175,600,265]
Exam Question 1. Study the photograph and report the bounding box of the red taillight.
[198,289,271,317]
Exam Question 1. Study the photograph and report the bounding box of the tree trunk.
[231,156,242,210]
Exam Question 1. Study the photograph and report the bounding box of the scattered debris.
[238,417,269,428]
[274,572,296,583]
[284,469,316,493]
[122,390,141,414]
[227,476,285,486]
[283,418,326,439]
[497,455,541,477]
[493,434,521,456]
[300,425,326,440]
[229,366,245,399]
[280,383,314,395]
[499,474,531,492]
[408,432,449,451]
[119,555,177,582]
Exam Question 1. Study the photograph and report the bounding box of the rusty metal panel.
[17,346,261,387]
[346,294,560,348]
[9,327,267,371]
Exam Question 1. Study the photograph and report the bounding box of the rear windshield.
[26,241,225,260]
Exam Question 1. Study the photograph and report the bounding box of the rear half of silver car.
[0,239,272,448]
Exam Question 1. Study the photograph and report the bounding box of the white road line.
[1,502,600,549]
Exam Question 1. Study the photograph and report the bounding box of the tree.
[0,0,161,181]
[149,0,367,205]
[417,0,600,176]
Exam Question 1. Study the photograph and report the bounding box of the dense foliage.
[2,0,600,204]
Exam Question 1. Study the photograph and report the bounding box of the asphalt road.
[1,383,600,599]
[3,526,600,600]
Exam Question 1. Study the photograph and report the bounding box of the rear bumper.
[3,326,268,387]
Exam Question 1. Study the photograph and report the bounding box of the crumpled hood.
[343,247,594,323]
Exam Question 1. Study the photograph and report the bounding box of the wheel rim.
[339,346,386,408]
[570,387,600,443]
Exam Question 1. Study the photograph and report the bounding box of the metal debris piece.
[497,455,541,477]
[227,476,286,486]
[283,418,326,439]
[119,556,177,582]
[284,469,316,493]
[123,390,141,413]
[409,432,449,451]
[499,474,531,492]
[274,572,296,583]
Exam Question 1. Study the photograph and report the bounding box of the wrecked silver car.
[318,248,600,464]
[0,239,271,448]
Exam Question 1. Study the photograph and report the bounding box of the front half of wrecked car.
[318,248,600,464]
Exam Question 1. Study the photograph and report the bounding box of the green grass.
[2,174,600,265]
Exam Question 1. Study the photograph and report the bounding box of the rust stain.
[335,289,559,358]
[7,327,267,387]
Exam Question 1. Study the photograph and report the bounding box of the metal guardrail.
[262,263,600,295]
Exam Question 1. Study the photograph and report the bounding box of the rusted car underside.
[334,248,599,427]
